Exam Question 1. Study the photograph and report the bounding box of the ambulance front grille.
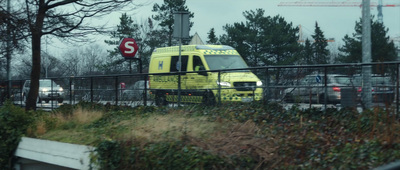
[233,82,256,91]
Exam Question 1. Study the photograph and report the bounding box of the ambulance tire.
[202,92,215,106]
[155,93,167,106]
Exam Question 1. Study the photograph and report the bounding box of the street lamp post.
[362,0,372,109]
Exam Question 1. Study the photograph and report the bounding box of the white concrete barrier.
[14,137,95,170]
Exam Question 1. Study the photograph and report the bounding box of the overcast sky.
[49,0,400,56]
[135,0,399,43]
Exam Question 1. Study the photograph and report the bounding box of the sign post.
[118,38,141,73]
[173,11,190,107]
[118,37,147,106]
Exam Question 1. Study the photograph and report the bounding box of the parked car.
[22,79,65,103]
[284,74,355,104]
[353,76,395,103]
[122,80,149,101]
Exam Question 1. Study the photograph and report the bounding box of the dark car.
[354,76,395,103]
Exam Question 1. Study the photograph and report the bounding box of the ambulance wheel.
[155,93,167,106]
[202,92,215,106]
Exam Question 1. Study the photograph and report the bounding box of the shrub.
[94,140,234,170]
[0,101,33,169]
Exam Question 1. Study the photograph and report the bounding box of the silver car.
[284,74,354,104]
[23,79,65,103]
[122,80,149,101]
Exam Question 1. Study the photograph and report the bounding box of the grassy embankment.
[24,102,400,169]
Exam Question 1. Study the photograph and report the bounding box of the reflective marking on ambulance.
[152,75,178,82]
[154,46,197,53]
[166,95,202,103]
[203,50,238,55]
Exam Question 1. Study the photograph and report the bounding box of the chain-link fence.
[1,62,399,111]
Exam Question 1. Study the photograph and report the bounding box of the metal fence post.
[264,67,270,104]
[51,79,54,110]
[397,63,399,117]
[115,76,119,105]
[69,77,73,105]
[90,77,93,103]
[20,80,23,105]
[218,71,221,105]
[324,67,328,113]
[178,73,181,107]
[144,74,148,106]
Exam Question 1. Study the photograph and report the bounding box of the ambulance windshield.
[204,55,249,71]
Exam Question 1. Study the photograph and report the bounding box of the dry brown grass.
[35,120,47,135]
[32,106,103,139]
[54,106,104,125]
[27,119,48,136]
[119,113,230,142]
[38,107,227,145]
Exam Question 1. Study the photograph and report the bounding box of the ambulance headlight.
[216,81,231,87]
[257,81,263,86]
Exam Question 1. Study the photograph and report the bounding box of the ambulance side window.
[170,56,188,74]
[193,56,205,71]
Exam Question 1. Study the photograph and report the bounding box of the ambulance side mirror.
[195,66,207,76]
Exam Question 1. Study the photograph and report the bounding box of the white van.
[22,79,64,103]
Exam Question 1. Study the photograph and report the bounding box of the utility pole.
[6,0,11,99]
[362,0,372,109]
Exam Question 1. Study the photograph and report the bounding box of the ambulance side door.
[186,55,209,92]
[170,55,189,89]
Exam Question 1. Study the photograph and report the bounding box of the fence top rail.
[2,61,400,82]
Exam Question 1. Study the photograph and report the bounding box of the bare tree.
[14,0,138,110]
[81,44,106,75]
[14,58,32,79]
[62,48,83,76]
[41,52,64,77]
[0,0,29,79]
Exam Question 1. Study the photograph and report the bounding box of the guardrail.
[1,62,399,112]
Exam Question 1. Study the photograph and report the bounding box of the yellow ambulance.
[148,45,263,105]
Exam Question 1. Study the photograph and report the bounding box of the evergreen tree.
[220,9,300,85]
[206,28,218,44]
[141,17,167,70]
[261,15,300,66]
[311,22,329,64]
[103,13,141,74]
[152,0,194,46]
[338,17,397,64]
[301,38,314,65]
[220,9,268,67]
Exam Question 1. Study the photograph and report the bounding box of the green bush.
[94,140,237,170]
[0,101,33,169]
